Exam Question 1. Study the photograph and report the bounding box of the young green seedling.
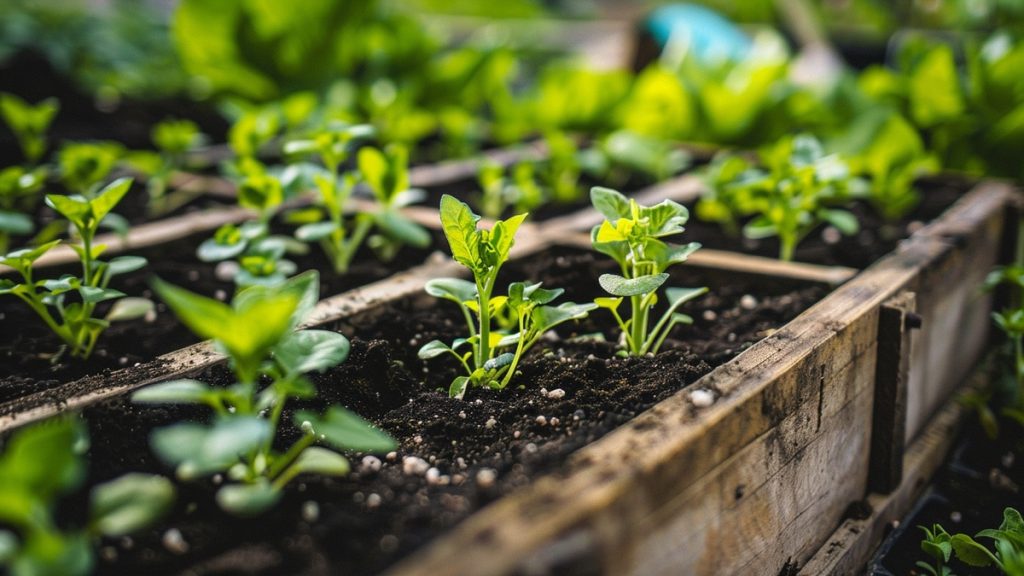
[476,160,545,221]
[697,135,866,261]
[133,271,395,516]
[590,187,707,356]
[917,524,956,576]
[0,166,45,254]
[418,195,594,399]
[0,92,59,165]
[132,118,205,216]
[58,141,124,198]
[0,417,174,576]
[0,178,153,359]
[936,508,1024,574]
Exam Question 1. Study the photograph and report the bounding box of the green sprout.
[130,118,205,216]
[0,417,174,576]
[0,92,59,165]
[918,524,955,576]
[0,166,45,254]
[418,195,594,399]
[919,508,1024,575]
[590,187,707,356]
[477,160,544,221]
[133,271,395,516]
[0,178,153,359]
[57,142,124,197]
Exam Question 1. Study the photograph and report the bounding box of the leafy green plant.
[0,417,174,576]
[590,187,707,356]
[0,178,153,359]
[476,160,544,221]
[130,118,205,216]
[0,165,45,254]
[697,135,866,261]
[57,141,124,197]
[947,508,1024,574]
[0,92,59,165]
[918,524,956,576]
[133,271,395,515]
[418,195,594,399]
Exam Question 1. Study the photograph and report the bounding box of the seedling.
[918,524,955,576]
[58,141,124,197]
[919,508,1024,575]
[697,135,866,261]
[0,417,174,576]
[133,271,395,516]
[0,166,45,253]
[0,92,59,165]
[477,160,544,221]
[590,187,707,356]
[131,118,205,216]
[418,195,594,399]
[0,178,153,359]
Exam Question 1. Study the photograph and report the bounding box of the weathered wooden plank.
[869,291,916,493]
[798,365,983,575]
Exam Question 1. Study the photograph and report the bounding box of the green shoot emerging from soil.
[0,178,153,359]
[419,195,595,399]
[590,187,707,356]
[133,271,395,516]
[918,508,1024,575]
[0,417,174,576]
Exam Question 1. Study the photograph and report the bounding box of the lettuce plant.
[0,417,174,576]
[418,195,594,399]
[0,178,153,359]
[133,271,395,516]
[697,135,866,261]
[590,187,707,356]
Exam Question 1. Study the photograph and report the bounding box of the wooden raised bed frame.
[0,168,1016,575]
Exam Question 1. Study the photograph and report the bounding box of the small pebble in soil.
[476,468,497,488]
[413,435,423,444]
[547,388,566,400]
[1003,452,1016,468]
[187,270,200,281]
[162,529,189,555]
[367,493,382,509]
[459,411,466,419]
[119,537,134,550]
[302,501,320,522]
[550,417,560,427]
[214,261,239,282]
[214,289,228,301]
[403,456,430,476]
[513,430,521,439]
[361,455,382,473]
[535,415,547,426]
[740,295,757,310]
[821,226,842,245]
[353,492,365,504]
[485,417,497,429]
[727,333,737,343]
[690,389,715,408]
[457,457,467,469]
[380,534,399,553]
[703,309,717,321]
[573,409,585,421]
[525,443,538,454]
[386,451,397,462]
[950,511,963,523]
[118,356,129,366]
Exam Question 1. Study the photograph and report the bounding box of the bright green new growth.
[590,187,707,356]
[918,508,1024,575]
[135,118,204,216]
[134,271,395,516]
[0,178,153,359]
[0,92,59,165]
[697,135,866,261]
[0,417,174,576]
[57,141,124,197]
[477,159,544,221]
[419,195,595,399]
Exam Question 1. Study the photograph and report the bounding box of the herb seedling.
[477,160,545,221]
[58,142,124,197]
[0,178,153,359]
[590,187,707,356]
[418,195,594,399]
[919,508,1024,575]
[0,417,174,576]
[132,118,205,216]
[697,135,866,261]
[133,271,395,515]
[0,92,59,165]
[918,524,955,576]
[0,166,45,254]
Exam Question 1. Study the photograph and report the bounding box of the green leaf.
[295,407,396,453]
[0,210,33,235]
[743,217,778,240]
[418,340,455,359]
[598,273,669,297]
[288,446,350,477]
[425,278,477,303]
[106,256,148,277]
[105,297,154,322]
[820,209,860,235]
[149,423,208,467]
[484,352,515,371]
[273,330,350,375]
[590,186,631,220]
[45,194,90,228]
[79,286,126,304]
[595,297,623,311]
[0,417,84,499]
[533,302,597,333]
[152,418,271,478]
[1001,507,1024,535]
[375,211,431,248]
[216,480,281,517]
[90,473,175,537]
[449,376,470,399]
[90,178,134,223]
[197,238,247,262]
[439,194,479,268]
[132,379,215,405]
[295,221,339,242]
[951,533,999,567]
[0,239,60,268]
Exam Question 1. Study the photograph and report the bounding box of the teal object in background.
[643,4,751,63]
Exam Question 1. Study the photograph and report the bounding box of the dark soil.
[0,227,443,406]
[869,414,1024,575]
[64,246,828,575]
[682,179,973,269]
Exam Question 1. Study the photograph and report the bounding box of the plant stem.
[477,274,494,371]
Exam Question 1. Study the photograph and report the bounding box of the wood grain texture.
[869,292,915,493]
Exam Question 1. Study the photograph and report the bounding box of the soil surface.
[0,226,443,406]
[58,246,828,575]
[869,412,1024,575]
